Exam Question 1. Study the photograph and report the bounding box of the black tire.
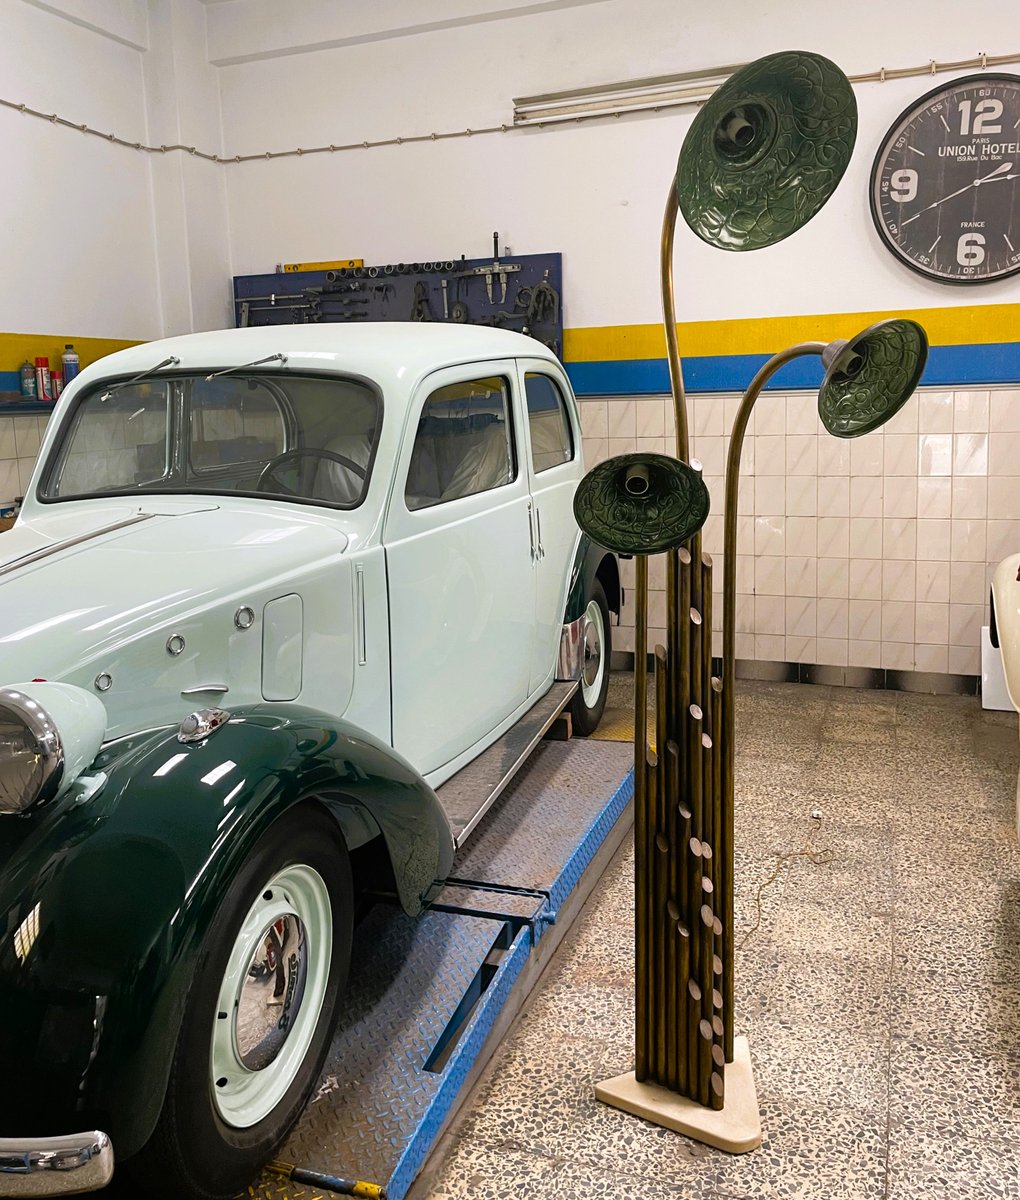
[125,805,353,1200]
[570,579,612,736]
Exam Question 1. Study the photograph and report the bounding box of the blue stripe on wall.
[565,341,1020,396]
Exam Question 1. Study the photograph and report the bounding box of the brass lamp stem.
[660,184,689,461]
[720,341,825,1059]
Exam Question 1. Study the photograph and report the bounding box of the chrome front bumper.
[0,1132,113,1196]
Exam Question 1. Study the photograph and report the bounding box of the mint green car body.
[0,324,618,1171]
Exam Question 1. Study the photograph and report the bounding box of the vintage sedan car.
[0,324,620,1198]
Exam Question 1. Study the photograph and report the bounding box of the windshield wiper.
[99,356,181,402]
[206,353,288,381]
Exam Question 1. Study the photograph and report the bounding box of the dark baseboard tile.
[609,651,979,697]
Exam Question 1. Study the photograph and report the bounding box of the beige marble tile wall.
[580,386,1020,676]
[0,414,50,505]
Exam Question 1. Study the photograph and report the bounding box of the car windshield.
[39,372,381,509]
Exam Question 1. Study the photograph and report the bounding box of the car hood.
[0,503,350,737]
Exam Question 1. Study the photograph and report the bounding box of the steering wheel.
[255,448,367,496]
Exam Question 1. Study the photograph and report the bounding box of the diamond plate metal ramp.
[249,904,529,1200]
[247,738,634,1200]
[450,738,633,919]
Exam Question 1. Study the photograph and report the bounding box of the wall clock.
[870,72,1020,283]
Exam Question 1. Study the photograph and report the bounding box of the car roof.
[86,323,563,392]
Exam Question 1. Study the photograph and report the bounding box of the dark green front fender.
[0,704,453,1158]
[565,533,621,623]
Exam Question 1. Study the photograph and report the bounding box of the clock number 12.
[958,98,1003,135]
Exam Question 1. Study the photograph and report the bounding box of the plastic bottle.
[19,361,36,398]
[34,358,52,402]
[61,344,80,383]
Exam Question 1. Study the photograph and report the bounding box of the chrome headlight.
[0,683,108,815]
[0,688,63,814]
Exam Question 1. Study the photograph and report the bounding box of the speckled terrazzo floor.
[410,674,1020,1200]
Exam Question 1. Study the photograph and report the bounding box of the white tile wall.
[0,414,50,505]
[581,386,1020,676]
[6,391,1016,679]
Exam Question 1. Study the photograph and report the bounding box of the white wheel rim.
[580,599,606,709]
[210,863,332,1128]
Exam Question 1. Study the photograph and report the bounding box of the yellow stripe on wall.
[563,303,1020,363]
[0,333,140,374]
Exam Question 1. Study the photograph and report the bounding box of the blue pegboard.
[233,253,563,359]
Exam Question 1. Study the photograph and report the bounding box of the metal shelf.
[0,395,56,415]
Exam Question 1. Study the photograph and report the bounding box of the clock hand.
[901,161,1015,226]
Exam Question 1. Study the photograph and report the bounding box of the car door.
[384,364,535,778]
[517,362,583,696]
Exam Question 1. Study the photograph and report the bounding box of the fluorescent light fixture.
[513,64,742,126]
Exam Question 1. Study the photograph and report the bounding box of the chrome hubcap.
[210,863,332,1128]
[236,913,308,1071]
[580,599,605,708]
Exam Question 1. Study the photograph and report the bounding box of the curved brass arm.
[660,184,689,461]
[719,340,825,1057]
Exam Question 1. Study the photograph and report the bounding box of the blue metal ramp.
[248,739,633,1200]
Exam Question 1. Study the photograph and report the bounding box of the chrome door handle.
[527,502,537,560]
[535,507,545,559]
[180,683,229,696]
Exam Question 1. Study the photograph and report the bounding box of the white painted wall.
[213,0,1020,326]
[0,0,231,343]
[0,0,161,339]
[143,0,232,335]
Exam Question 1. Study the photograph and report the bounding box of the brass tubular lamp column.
[581,48,869,1153]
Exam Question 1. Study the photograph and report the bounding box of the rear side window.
[405,376,516,510]
[524,373,573,472]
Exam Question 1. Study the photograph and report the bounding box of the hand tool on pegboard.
[448,233,520,302]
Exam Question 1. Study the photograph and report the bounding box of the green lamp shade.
[676,50,857,251]
[818,318,929,438]
[573,452,710,556]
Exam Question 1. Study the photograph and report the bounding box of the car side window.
[405,375,516,511]
[524,373,574,473]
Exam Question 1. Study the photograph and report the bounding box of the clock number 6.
[889,168,918,202]
[958,98,1003,135]
[957,232,986,267]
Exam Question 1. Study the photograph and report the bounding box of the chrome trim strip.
[355,563,367,666]
[0,1131,113,1196]
[556,615,585,682]
[0,514,155,581]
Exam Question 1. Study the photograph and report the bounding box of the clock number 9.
[957,232,986,267]
[889,168,918,203]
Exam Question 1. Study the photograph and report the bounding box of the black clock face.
[871,73,1020,283]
